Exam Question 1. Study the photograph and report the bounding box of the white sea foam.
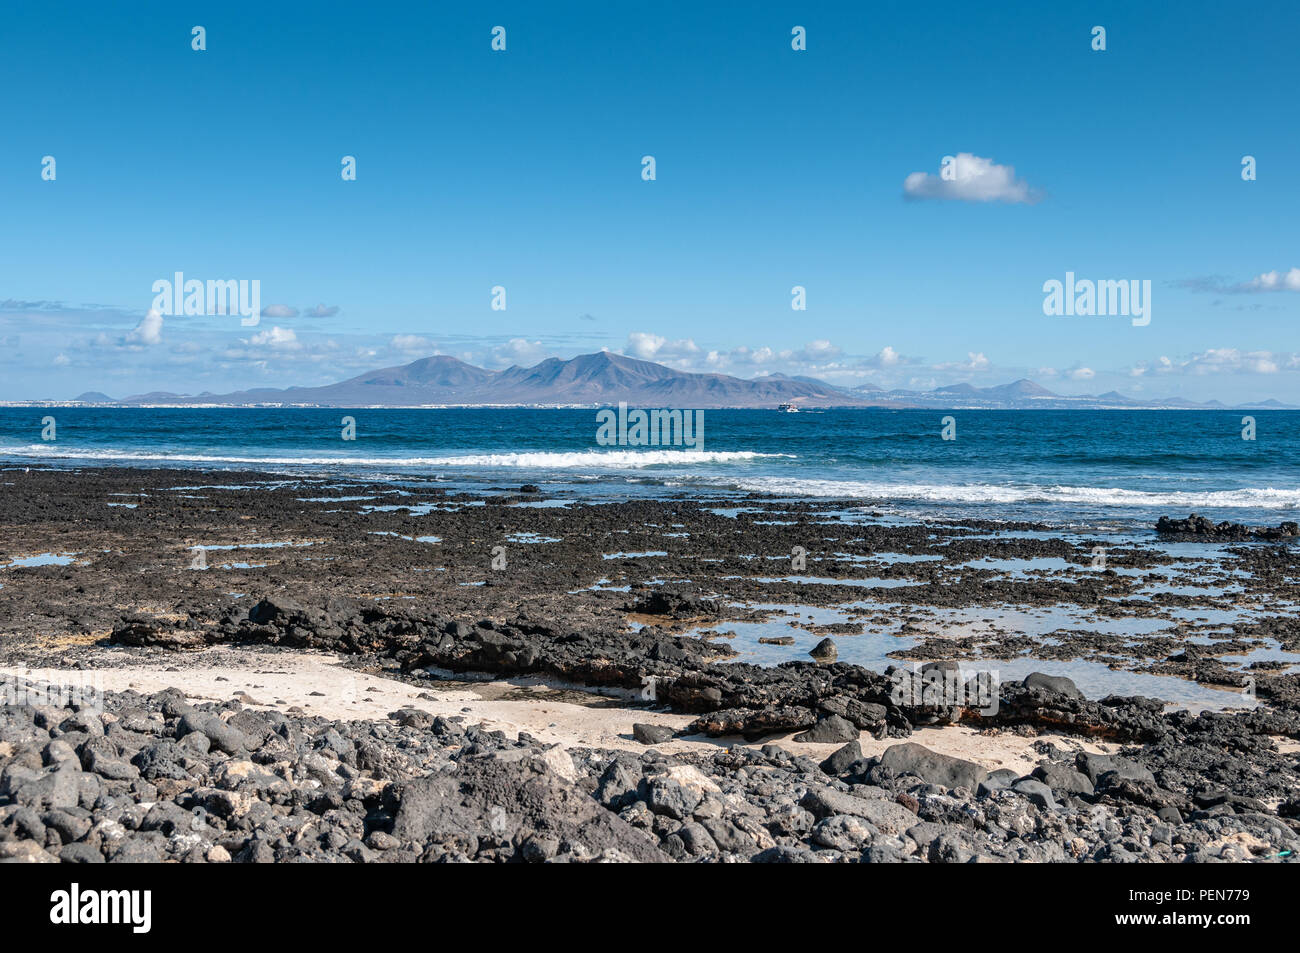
[711,477,1300,509]
[7,441,1297,510]
[0,445,784,469]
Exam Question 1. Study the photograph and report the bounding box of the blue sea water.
[1,407,1297,528]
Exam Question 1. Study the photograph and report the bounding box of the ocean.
[2,407,1297,528]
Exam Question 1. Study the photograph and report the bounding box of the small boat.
[777,403,799,413]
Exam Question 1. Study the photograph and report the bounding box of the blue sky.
[2,0,1298,401]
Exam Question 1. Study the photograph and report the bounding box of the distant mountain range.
[62,351,1296,410]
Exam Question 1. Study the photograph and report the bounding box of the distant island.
[25,350,1295,410]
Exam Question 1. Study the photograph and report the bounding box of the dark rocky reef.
[1155,514,1300,541]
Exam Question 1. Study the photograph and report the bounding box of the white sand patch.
[1274,738,1300,755]
[0,647,1115,769]
[1,648,693,754]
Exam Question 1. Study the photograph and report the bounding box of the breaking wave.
[708,477,1300,509]
[0,445,787,469]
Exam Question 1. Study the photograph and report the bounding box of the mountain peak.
[998,379,1057,397]
[351,354,492,389]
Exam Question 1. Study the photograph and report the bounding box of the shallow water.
[691,598,1258,709]
[725,574,912,589]
[3,553,77,568]
[507,532,561,544]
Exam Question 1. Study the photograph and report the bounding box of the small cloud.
[1069,367,1095,381]
[1172,276,1230,294]
[934,351,991,372]
[261,304,299,318]
[0,299,62,311]
[1177,268,1300,295]
[1130,348,1290,377]
[864,345,914,368]
[1242,268,1300,292]
[53,353,70,366]
[717,345,775,367]
[249,326,298,348]
[125,309,164,347]
[903,153,1041,204]
[305,304,340,318]
[624,332,700,362]
[782,339,842,363]
[577,312,597,322]
[391,334,433,353]
[493,338,549,365]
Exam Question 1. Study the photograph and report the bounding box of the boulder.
[1024,673,1084,700]
[878,742,987,790]
[808,638,838,662]
[632,723,675,745]
[793,715,858,744]
[1033,761,1095,796]
[387,756,665,862]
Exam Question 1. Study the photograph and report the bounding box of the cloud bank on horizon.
[9,292,1300,404]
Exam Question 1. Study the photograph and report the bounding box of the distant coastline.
[4,401,1298,411]
[5,351,1296,410]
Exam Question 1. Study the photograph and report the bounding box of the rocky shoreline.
[2,466,1299,862]
[2,678,1296,863]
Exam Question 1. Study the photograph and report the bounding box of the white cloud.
[624,332,700,361]
[620,336,932,384]
[493,338,549,365]
[903,153,1041,204]
[719,345,775,366]
[249,326,298,348]
[1130,348,1292,377]
[1069,367,1095,380]
[934,351,991,372]
[1179,267,1300,295]
[1242,268,1300,292]
[391,334,434,353]
[783,339,842,363]
[861,346,922,370]
[125,309,164,346]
